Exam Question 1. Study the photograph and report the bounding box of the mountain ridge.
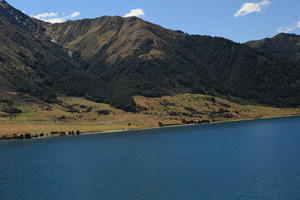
[246,33,300,63]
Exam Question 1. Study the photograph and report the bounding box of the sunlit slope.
[1,94,299,136]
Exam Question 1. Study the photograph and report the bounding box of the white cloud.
[234,0,271,17]
[33,11,81,24]
[69,11,80,18]
[34,12,58,20]
[124,8,145,18]
[44,17,66,24]
[277,21,300,33]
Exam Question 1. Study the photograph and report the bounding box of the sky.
[6,0,300,42]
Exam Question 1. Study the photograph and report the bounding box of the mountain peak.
[0,0,9,7]
[274,32,299,39]
[0,0,45,33]
[246,33,300,63]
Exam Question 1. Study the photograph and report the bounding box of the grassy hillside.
[135,94,300,122]
[1,94,299,137]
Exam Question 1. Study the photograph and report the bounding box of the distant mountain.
[0,1,299,111]
[246,33,300,63]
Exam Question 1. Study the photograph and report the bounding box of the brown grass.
[1,94,299,136]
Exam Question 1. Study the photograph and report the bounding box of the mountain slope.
[0,0,299,112]
[46,17,300,109]
[0,0,89,102]
[246,33,300,63]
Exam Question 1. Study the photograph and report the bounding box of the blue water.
[1,117,300,200]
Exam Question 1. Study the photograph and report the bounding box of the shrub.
[86,106,93,112]
[160,100,176,107]
[2,107,22,114]
[0,99,13,107]
[24,133,32,139]
[96,110,111,115]
[58,116,67,120]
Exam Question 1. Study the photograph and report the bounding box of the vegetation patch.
[96,110,114,115]
[2,107,22,114]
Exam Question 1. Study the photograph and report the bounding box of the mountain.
[45,17,300,108]
[246,33,300,63]
[0,0,300,111]
[0,0,83,103]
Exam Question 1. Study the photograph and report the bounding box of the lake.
[1,117,300,200]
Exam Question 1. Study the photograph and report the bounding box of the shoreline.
[88,114,300,135]
[1,114,299,143]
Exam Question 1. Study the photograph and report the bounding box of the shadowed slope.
[246,33,300,63]
[0,0,83,102]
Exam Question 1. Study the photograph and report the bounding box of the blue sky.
[6,0,300,42]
